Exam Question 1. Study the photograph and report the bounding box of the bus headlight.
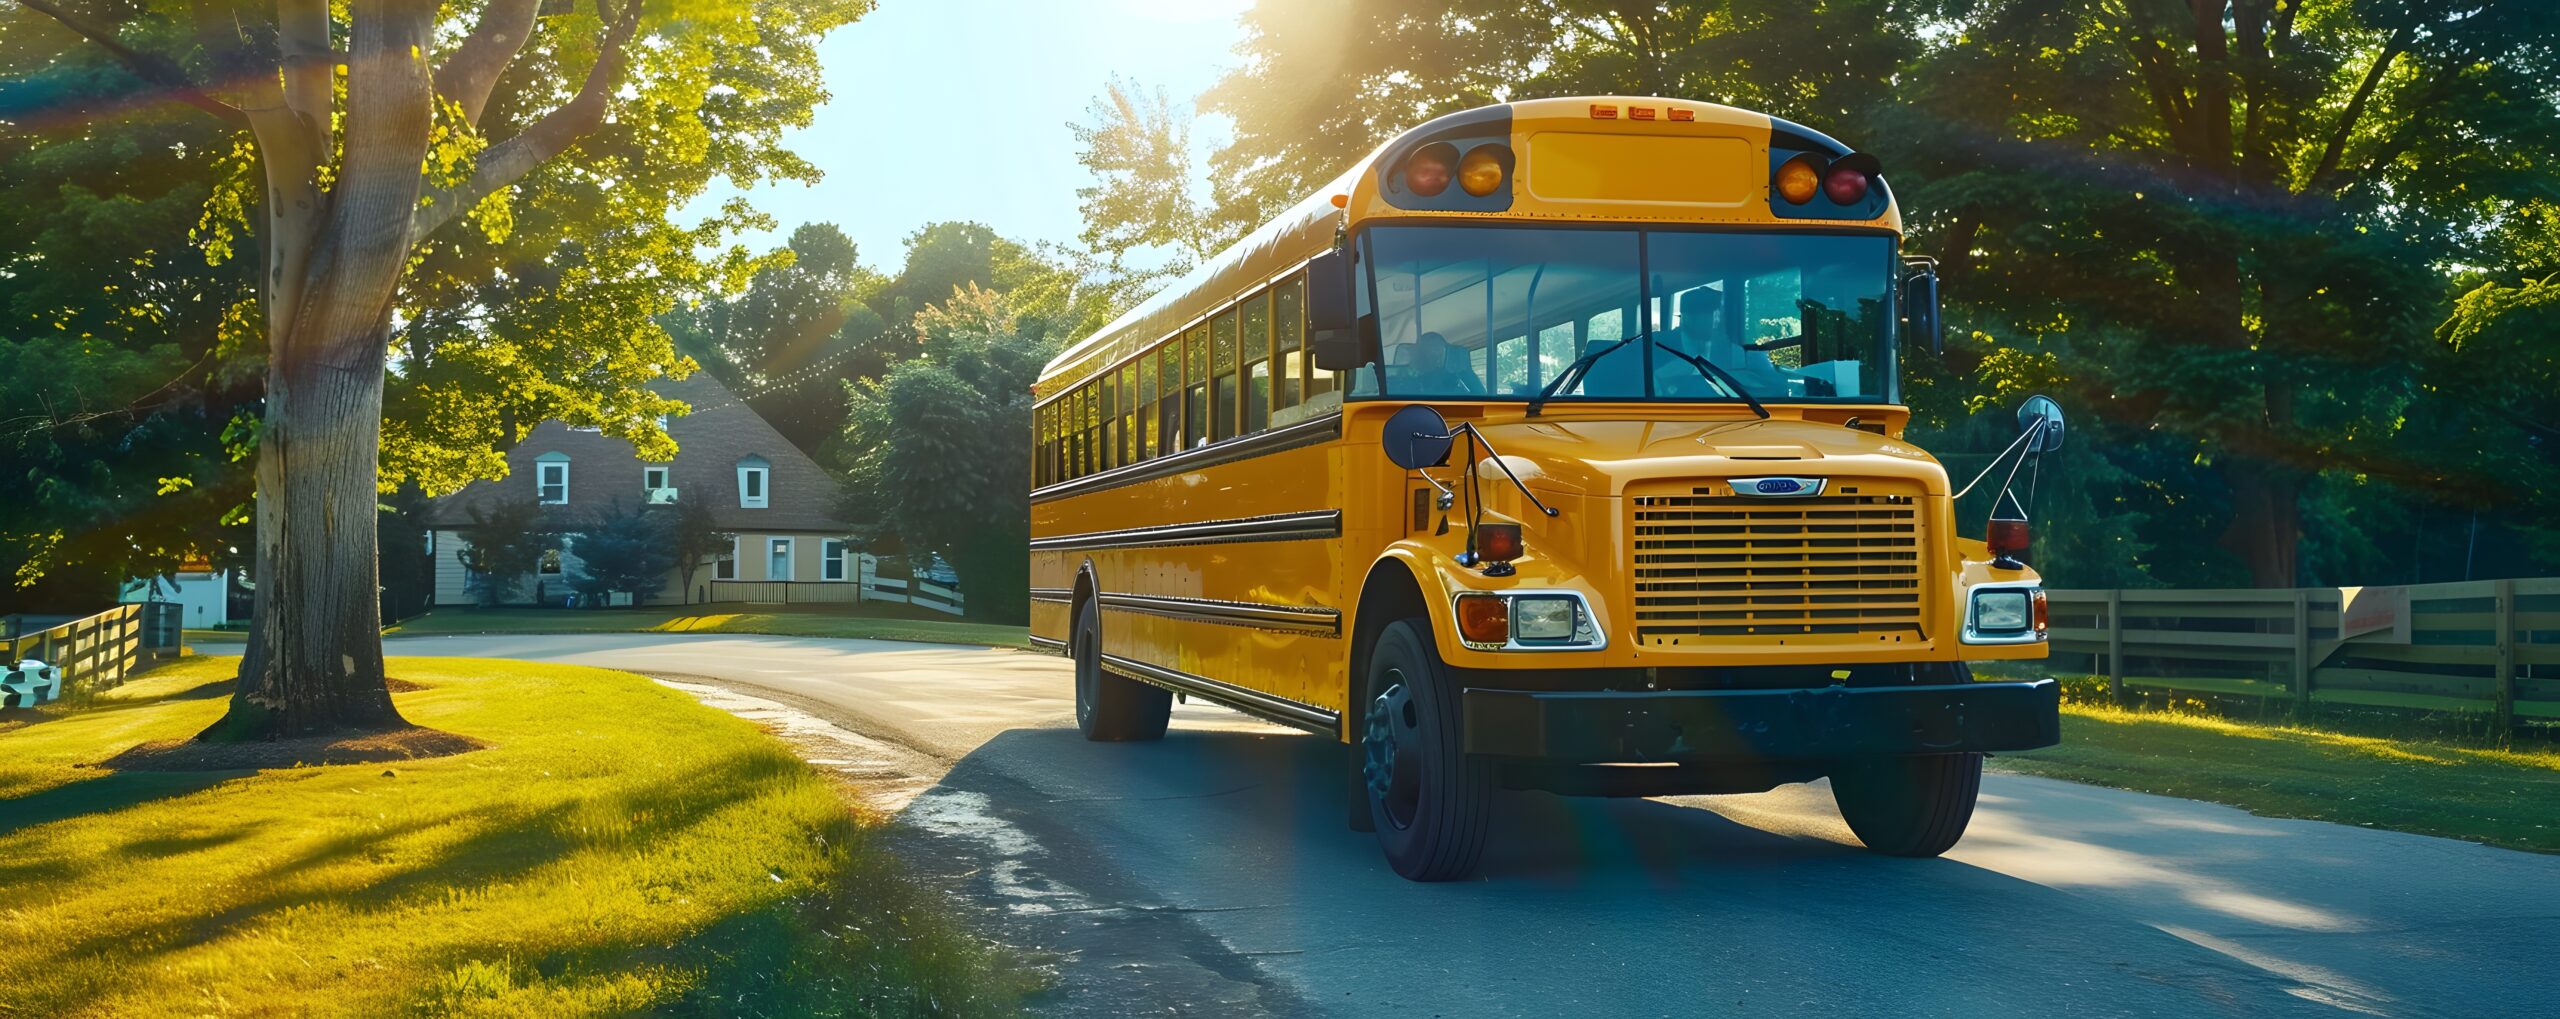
[1975,591,2030,632]
[1512,596,1578,640]
[1963,584,2047,644]
[1452,591,1605,651]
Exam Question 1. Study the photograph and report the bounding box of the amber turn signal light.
[1458,144,1510,197]
[1455,594,1509,645]
[1776,154,1823,205]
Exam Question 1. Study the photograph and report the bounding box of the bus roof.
[1037,96,1901,395]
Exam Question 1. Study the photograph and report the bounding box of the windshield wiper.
[1527,334,1640,416]
[1649,340,1772,419]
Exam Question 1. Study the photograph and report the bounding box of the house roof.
[422,373,849,533]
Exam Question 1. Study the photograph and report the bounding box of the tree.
[451,497,547,608]
[1886,0,2560,586]
[0,19,258,613]
[668,495,736,606]
[1072,77,1215,281]
[15,0,867,737]
[838,284,1051,622]
[663,223,890,452]
[568,500,677,607]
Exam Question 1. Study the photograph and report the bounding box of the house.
[118,559,240,628]
[422,373,853,606]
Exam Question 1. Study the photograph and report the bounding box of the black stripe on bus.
[1101,653,1340,735]
[1026,634,1066,654]
[1098,592,1341,636]
[1029,587,1073,604]
[1030,412,1341,505]
[1029,509,1340,554]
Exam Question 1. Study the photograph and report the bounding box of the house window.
[714,536,737,580]
[738,456,770,509]
[767,537,794,581]
[539,549,564,576]
[645,466,669,490]
[644,465,673,504]
[536,453,569,504]
[822,539,849,581]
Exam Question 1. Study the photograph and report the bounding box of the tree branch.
[433,0,540,126]
[14,0,247,126]
[2302,23,2411,194]
[412,0,643,241]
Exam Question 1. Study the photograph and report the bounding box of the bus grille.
[1631,487,1926,642]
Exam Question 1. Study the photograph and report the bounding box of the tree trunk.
[2222,468,2300,587]
[206,335,408,738]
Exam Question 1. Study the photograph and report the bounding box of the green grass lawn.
[1998,703,2560,853]
[0,656,1027,1017]
[385,603,1032,650]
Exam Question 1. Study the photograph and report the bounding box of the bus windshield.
[1358,225,1900,404]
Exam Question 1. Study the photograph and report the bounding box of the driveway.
[386,632,2560,1018]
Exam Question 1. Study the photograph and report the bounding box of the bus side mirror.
[1380,404,1453,470]
[1903,263,1943,355]
[1308,247,1370,371]
[2017,394,2065,452]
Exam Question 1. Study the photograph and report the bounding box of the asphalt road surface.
[385,632,2560,1018]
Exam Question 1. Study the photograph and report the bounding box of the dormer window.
[536,453,570,504]
[737,455,770,509]
[644,465,675,504]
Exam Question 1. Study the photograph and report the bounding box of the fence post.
[2106,588,2126,706]
[2494,578,2517,733]
[2291,590,2312,715]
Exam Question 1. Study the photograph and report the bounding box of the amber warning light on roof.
[1589,104,1694,122]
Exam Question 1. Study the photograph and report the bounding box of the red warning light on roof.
[1590,104,1618,119]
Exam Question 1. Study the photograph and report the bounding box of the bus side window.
[1186,323,1210,449]
[1036,403,1051,486]
[1212,308,1240,443]
[1095,371,1116,473]
[1119,362,1139,465]
[1081,383,1098,478]
[1134,358,1155,462]
[1242,289,1272,434]
[1273,274,1304,414]
[1158,339,1181,458]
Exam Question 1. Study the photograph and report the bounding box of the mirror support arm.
[1439,422,1560,518]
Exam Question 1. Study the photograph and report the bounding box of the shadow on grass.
[0,769,248,839]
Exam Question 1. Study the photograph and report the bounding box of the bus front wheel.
[1072,601,1169,742]
[1829,751,1982,857]
[1360,620,1491,881]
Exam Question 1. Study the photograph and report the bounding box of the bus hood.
[1466,416,1950,498]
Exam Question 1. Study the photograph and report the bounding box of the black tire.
[1071,599,1169,742]
[1830,751,1983,857]
[1359,620,1491,881]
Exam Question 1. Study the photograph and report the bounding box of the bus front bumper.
[1461,679,2061,763]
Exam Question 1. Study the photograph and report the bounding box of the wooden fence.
[703,575,965,616]
[2048,578,2559,726]
[2,602,182,697]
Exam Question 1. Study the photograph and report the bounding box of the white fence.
[703,555,964,616]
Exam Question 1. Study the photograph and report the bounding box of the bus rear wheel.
[1072,601,1169,742]
[1829,751,1982,857]
[1360,620,1491,881]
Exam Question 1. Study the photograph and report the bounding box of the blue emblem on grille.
[1733,476,1824,497]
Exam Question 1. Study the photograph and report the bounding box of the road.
[386,632,2559,1018]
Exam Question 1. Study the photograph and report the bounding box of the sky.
[689,0,1255,273]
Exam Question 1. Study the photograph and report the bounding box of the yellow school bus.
[1028,96,2061,881]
